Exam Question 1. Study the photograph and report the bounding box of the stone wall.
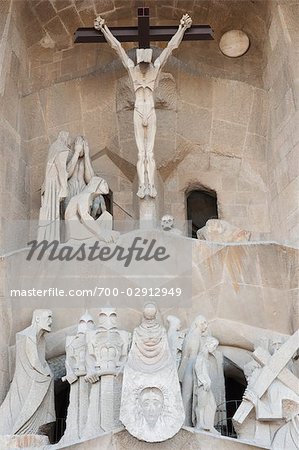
[264,1,299,246]
[0,0,30,403]
[23,58,270,234]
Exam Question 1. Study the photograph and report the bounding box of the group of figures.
[38,131,119,245]
[60,305,226,443]
[0,307,298,448]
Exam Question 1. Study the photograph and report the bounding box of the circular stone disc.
[219,30,250,58]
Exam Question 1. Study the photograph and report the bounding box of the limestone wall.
[0,0,30,403]
[264,1,299,246]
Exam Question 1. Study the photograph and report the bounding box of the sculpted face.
[143,303,157,320]
[37,310,53,332]
[194,315,208,333]
[140,388,164,427]
[270,337,283,354]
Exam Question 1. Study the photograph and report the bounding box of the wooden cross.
[74,7,213,47]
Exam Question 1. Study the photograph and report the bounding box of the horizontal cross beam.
[74,25,214,44]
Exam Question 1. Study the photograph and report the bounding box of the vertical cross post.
[138,7,150,48]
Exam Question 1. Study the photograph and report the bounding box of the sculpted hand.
[180,14,192,29]
[94,16,105,31]
[85,372,99,384]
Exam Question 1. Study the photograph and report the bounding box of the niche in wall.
[186,186,218,238]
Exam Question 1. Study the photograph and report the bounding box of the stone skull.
[161,215,174,231]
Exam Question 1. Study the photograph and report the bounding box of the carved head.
[166,315,181,331]
[77,310,95,334]
[139,387,164,427]
[143,302,157,321]
[192,315,208,334]
[57,131,70,145]
[161,214,174,231]
[269,336,283,354]
[32,309,53,332]
[98,308,118,330]
[136,48,153,65]
[74,135,85,157]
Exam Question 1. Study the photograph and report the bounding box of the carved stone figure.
[94,14,192,199]
[233,330,299,448]
[0,310,55,435]
[178,315,226,427]
[83,309,130,437]
[65,176,119,243]
[193,337,220,434]
[60,311,95,444]
[160,215,182,235]
[120,303,185,442]
[64,135,95,209]
[197,219,251,242]
[166,315,185,368]
[38,131,70,241]
[178,315,209,426]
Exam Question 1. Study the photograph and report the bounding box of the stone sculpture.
[60,311,95,444]
[197,219,251,242]
[38,131,70,241]
[233,330,299,448]
[120,302,185,442]
[0,310,55,435]
[178,315,209,426]
[64,135,95,209]
[94,14,192,199]
[166,315,185,368]
[65,176,119,243]
[192,337,220,434]
[38,132,112,243]
[160,215,182,235]
[83,308,130,437]
[178,315,226,427]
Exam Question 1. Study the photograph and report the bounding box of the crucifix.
[74,8,213,203]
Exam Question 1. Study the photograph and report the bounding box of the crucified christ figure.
[94,14,192,199]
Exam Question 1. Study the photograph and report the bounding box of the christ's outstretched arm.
[94,16,134,70]
[154,14,192,71]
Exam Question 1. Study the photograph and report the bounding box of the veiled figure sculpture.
[0,310,55,435]
[120,302,185,442]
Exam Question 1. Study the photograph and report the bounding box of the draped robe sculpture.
[120,303,184,442]
[0,310,55,435]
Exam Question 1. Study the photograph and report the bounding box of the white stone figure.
[233,330,299,448]
[83,309,130,437]
[0,310,55,435]
[94,14,192,199]
[192,337,220,434]
[64,135,95,209]
[38,131,70,241]
[166,315,185,368]
[197,219,251,242]
[178,315,209,426]
[65,176,119,243]
[60,311,95,444]
[160,215,182,235]
[120,302,185,442]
